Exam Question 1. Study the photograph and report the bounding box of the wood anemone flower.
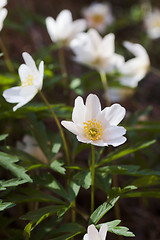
[117,41,150,88]
[70,29,124,73]
[61,94,126,147]
[46,9,87,46]
[3,52,44,111]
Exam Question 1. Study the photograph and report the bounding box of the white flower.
[118,41,150,87]
[0,0,8,31]
[144,8,160,39]
[70,29,124,73]
[61,94,126,147]
[3,52,44,111]
[17,135,48,164]
[46,9,87,46]
[83,224,108,240]
[82,2,114,33]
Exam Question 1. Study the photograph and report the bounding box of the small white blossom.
[46,9,87,46]
[70,29,124,73]
[118,41,150,87]
[61,94,126,147]
[3,52,44,111]
[82,2,114,33]
[83,224,108,240]
[0,0,8,31]
[144,8,160,39]
[17,135,48,164]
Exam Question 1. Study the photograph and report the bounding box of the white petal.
[102,33,115,56]
[56,9,72,28]
[0,8,7,31]
[106,136,127,147]
[99,224,108,240]
[72,96,86,125]
[13,97,34,111]
[77,135,92,144]
[91,139,106,147]
[85,94,101,121]
[38,61,44,90]
[83,233,89,240]
[87,225,101,240]
[22,52,37,72]
[3,86,24,103]
[123,41,149,60]
[102,104,126,125]
[18,64,32,83]
[103,126,126,141]
[0,0,7,9]
[71,19,87,35]
[46,17,57,42]
[88,29,102,49]
[61,121,78,135]
[19,85,38,97]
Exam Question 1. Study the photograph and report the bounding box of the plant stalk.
[99,70,110,107]
[91,145,95,213]
[0,37,14,73]
[39,91,70,165]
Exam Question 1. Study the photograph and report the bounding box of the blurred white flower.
[61,94,126,147]
[0,0,8,31]
[82,2,114,33]
[118,41,150,87]
[3,52,44,111]
[70,29,124,73]
[83,224,108,240]
[46,9,87,46]
[17,135,48,164]
[144,8,160,39]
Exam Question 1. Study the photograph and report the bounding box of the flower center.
[83,119,103,141]
[91,14,104,24]
[22,74,34,88]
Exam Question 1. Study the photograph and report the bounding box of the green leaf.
[0,178,28,191]
[0,152,32,182]
[49,223,85,240]
[73,170,91,189]
[0,134,8,141]
[0,199,15,211]
[50,160,66,175]
[98,220,135,237]
[97,140,156,167]
[67,181,80,203]
[89,197,119,224]
[20,205,65,222]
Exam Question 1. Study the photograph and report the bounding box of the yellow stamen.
[83,119,103,141]
[92,14,104,24]
[22,74,34,88]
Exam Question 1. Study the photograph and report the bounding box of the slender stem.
[99,70,110,107]
[150,66,160,78]
[0,37,15,73]
[39,91,70,165]
[58,47,68,86]
[91,145,95,213]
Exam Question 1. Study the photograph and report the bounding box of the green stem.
[0,37,15,73]
[99,70,110,107]
[91,145,95,213]
[39,91,70,165]
[58,47,68,85]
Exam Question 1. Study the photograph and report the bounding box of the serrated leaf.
[73,170,91,189]
[89,197,119,224]
[98,220,135,237]
[0,199,15,211]
[50,160,66,175]
[0,178,28,191]
[0,152,32,182]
